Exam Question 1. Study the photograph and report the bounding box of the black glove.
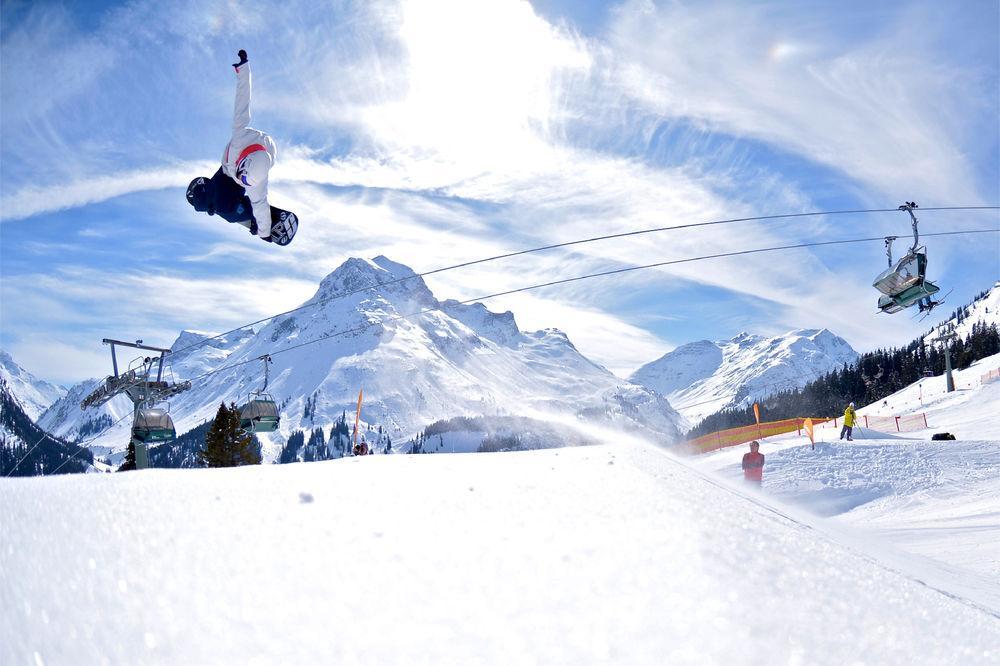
[233,49,248,68]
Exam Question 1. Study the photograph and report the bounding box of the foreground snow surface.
[3,444,1000,665]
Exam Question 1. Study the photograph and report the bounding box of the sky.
[1,0,998,385]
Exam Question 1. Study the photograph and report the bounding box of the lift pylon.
[81,339,192,469]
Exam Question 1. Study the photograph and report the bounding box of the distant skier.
[186,50,298,245]
[741,441,764,486]
[840,402,857,441]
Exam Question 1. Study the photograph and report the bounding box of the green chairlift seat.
[873,248,940,314]
[240,355,281,433]
[873,204,943,316]
[132,407,176,443]
[240,396,280,433]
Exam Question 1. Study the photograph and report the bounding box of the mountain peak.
[631,327,858,426]
[313,256,436,307]
[0,348,68,421]
[730,331,762,347]
[440,300,521,346]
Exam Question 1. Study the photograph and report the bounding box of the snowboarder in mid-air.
[186,50,298,246]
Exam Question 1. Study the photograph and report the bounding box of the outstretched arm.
[232,50,251,133]
[248,186,271,238]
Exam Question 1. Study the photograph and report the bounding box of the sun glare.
[371,0,590,169]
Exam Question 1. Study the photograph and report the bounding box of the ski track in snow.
[3,442,1000,665]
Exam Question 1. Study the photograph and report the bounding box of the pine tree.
[118,441,137,472]
[200,402,262,468]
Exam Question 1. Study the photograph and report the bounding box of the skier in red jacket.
[742,440,764,486]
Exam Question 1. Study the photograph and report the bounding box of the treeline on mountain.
[688,303,999,439]
[147,419,215,468]
[135,409,391,468]
[0,379,92,476]
[277,411,393,462]
[410,414,602,453]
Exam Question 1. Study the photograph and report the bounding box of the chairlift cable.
[180,227,1000,385]
[39,226,995,469]
[4,412,132,477]
[45,414,132,475]
[170,205,1000,357]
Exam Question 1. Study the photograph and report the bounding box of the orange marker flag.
[804,417,815,450]
[353,388,363,451]
[753,403,761,424]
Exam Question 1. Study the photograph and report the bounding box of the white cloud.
[1,336,110,388]
[473,291,673,378]
[603,0,990,204]
[2,0,995,386]
[0,267,318,383]
[0,162,215,222]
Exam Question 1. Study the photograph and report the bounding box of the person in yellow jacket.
[840,402,857,441]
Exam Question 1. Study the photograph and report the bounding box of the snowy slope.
[924,280,1000,344]
[0,350,66,421]
[858,352,1000,439]
[695,360,1000,610]
[40,257,682,460]
[3,440,999,664]
[630,329,858,425]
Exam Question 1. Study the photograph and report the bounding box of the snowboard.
[231,206,299,246]
[268,206,299,247]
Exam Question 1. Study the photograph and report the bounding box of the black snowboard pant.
[839,425,853,441]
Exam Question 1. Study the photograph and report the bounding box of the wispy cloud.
[603,0,995,204]
[1,0,996,386]
[0,267,317,383]
[0,162,215,221]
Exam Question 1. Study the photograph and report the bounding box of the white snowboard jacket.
[221,61,276,238]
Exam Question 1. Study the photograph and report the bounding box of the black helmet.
[186,176,215,214]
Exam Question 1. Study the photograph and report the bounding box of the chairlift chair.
[239,355,281,433]
[873,203,942,314]
[131,407,177,443]
[240,395,280,433]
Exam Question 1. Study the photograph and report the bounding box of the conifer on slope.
[200,403,261,468]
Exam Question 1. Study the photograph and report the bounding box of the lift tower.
[81,339,192,469]
[930,331,958,393]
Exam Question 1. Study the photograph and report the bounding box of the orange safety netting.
[981,368,1000,385]
[861,413,928,432]
[862,415,898,431]
[685,417,831,454]
[896,413,929,431]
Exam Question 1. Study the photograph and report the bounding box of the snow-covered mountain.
[629,329,858,427]
[0,350,66,421]
[924,280,1000,343]
[0,377,90,476]
[40,256,683,461]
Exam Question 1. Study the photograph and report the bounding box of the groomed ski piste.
[3,360,1000,663]
[696,352,1000,613]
